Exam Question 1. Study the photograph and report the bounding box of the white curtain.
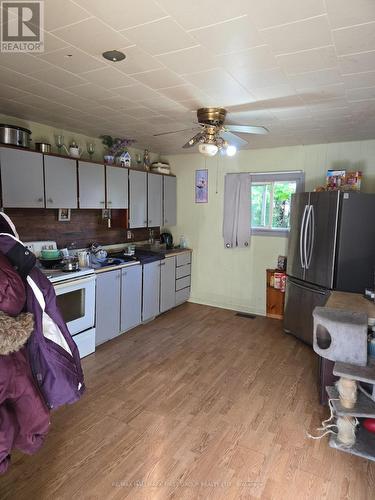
[223,173,251,248]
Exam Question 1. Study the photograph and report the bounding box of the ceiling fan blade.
[221,131,248,147]
[225,124,269,135]
[153,127,200,137]
[183,132,204,148]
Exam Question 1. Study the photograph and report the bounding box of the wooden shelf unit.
[266,268,285,320]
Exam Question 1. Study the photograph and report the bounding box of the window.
[251,171,304,236]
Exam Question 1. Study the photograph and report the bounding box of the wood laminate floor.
[1,303,374,499]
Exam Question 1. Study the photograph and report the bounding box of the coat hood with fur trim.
[0,311,34,355]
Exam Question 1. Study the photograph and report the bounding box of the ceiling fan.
[153,107,269,157]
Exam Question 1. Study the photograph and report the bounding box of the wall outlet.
[24,243,34,253]
[127,230,132,239]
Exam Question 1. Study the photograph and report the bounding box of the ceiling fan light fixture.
[226,144,237,157]
[198,142,218,156]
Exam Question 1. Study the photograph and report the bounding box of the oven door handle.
[53,275,96,289]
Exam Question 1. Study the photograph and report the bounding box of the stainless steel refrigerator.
[284,191,375,345]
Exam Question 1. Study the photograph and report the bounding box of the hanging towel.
[223,173,251,248]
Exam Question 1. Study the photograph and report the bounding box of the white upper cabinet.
[44,155,77,209]
[147,173,162,227]
[78,161,105,209]
[129,170,147,228]
[106,166,128,209]
[163,175,177,226]
[0,147,44,208]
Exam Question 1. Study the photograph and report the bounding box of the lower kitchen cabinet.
[95,269,121,345]
[142,261,160,322]
[120,265,142,332]
[160,256,176,313]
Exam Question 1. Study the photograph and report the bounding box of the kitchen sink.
[99,256,137,267]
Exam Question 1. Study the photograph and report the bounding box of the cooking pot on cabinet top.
[0,124,31,148]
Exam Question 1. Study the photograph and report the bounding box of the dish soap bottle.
[179,235,187,248]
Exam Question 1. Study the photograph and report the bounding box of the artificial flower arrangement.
[100,135,136,165]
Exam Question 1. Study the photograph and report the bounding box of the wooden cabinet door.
[120,265,142,332]
[95,270,121,346]
[44,155,77,208]
[142,261,160,322]
[129,170,147,228]
[160,256,176,313]
[163,175,176,226]
[147,173,162,227]
[106,166,128,209]
[78,161,105,209]
[0,147,44,208]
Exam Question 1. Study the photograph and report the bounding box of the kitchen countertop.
[165,248,192,257]
[326,291,375,322]
[94,260,140,274]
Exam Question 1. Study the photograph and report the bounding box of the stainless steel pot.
[35,142,51,153]
[0,124,31,148]
[62,258,80,272]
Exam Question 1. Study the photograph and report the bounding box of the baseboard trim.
[187,297,266,317]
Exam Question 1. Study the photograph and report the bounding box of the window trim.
[250,171,305,237]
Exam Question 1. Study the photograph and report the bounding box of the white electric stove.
[25,240,96,359]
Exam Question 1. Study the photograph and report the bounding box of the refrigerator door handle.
[289,279,328,295]
[306,205,315,269]
[300,204,309,269]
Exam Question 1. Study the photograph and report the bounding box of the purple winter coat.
[0,213,85,410]
[0,348,50,474]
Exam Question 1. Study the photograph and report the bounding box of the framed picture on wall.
[195,169,208,203]
[58,208,71,222]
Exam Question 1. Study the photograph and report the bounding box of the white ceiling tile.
[131,68,185,89]
[0,68,43,91]
[96,96,134,110]
[231,67,289,90]
[53,18,132,58]
[67,83,116,100]
[112,46,163,74]
[0,83,30,100]
[289,68,343,89]
[116,107,161,119]
[45,0,91,31]
[277,46,338,74]
[81,67,135,89]
[43,32,70,54]
[189,16,263,56]
[347,86,375,101]
[139,97,188,114]
[299,84,346,102]
[342,70,375,89]
[38,46,106,73]
[249,0,326,29]
[156,0,249,30]
[0,53,53,74]
[28,67,86,88]
[218,45,277,73]
[326,0,375,29]
[251,84,297,101]
[158,84,209,103]
[339,51,375,74]
[122,18,197,56]
[74,0,168,30]
[156,45,218,75]
[183,68,253,106]
[113,84,161,101]
[333,22,375,56]
[261,15,331,55]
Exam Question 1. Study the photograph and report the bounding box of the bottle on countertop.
[179,235,188,248]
